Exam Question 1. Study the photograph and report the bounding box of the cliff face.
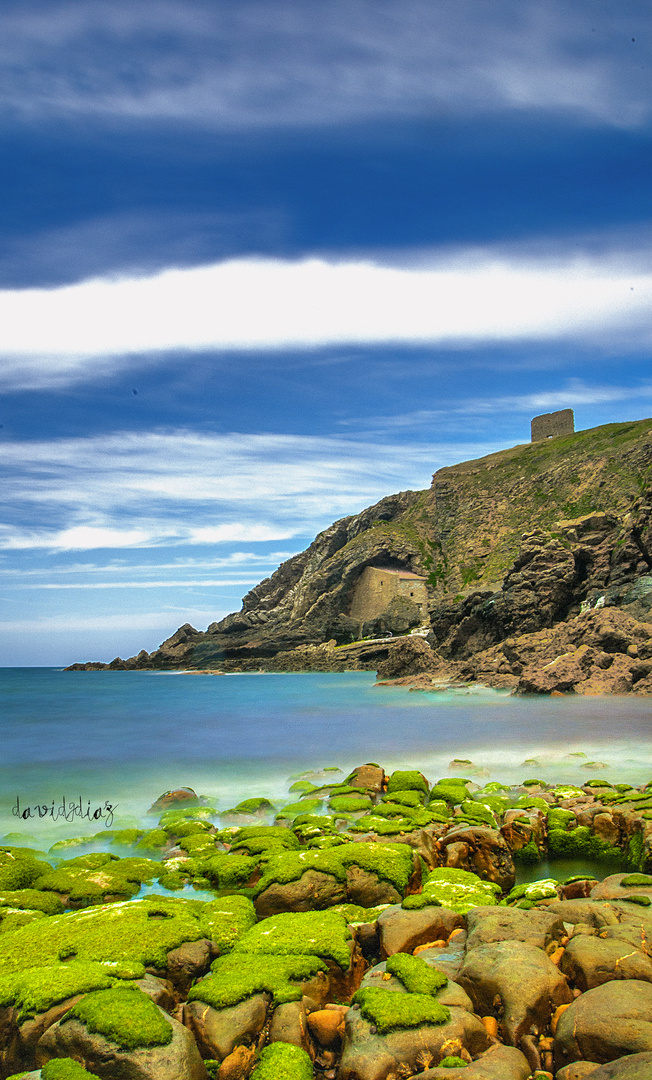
[67,418,652,673]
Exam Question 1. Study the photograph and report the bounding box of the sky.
[1,0,651,666]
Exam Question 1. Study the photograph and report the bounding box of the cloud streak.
[0,0,649,130]
[0,253,650,388]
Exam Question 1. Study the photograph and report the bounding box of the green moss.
[386,953,447,995]
[514,796,549,812]
[178,833,217,856]
[108,828,145,846]
[34,856,161,904]
[250,1042,313,1080]
[0,909,47,933]
[512,841,539,863]
[231,827,300,856]
[329,903,390,924]
[201,852,258,887]
[351,987,450,1034]
[189,952,327,1009]
[548,826,627,867]
[349,816,419,836]
[0,894,255,976]
[387,771,429,796]
[48,838,92,854]
[584,780,614,788]
[0,848,51,890]
[458,801,497,827]
[288,781,319,795]
[474,795,509,815]
[439,1056,468,1068]
[506,879,558,904]
[328,795,372,814]
[163,821,211,838]
[480,782,510,793]
[67,985,172,1050]
[552,786,585,799]
[41,1060,102,1080]
[232,798,276,813]
[621,873,652,886]
[0,959,145,1018]
[548,808,576,831]
[380,790,423,808]
[134,829,168,852]
[403,868,500,913]
[291,815,337,833]
[253,841,414,898]
[276,800,323,821]
[157,807,216,828]
[234,910,352,970]
[428,784,468,806]
[0,889,64,915]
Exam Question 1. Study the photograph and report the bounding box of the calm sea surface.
[2,667,652,846]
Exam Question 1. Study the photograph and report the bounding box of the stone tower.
[531,409,574,442]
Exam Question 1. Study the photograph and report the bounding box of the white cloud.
[10,579,261,589]
[0,254,650,388]
[1,428,491,550]
[0,611,218,633]
[0,0,649,130]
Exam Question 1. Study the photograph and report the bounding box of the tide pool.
[2,666,652,846]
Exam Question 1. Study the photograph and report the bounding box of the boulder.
[436,827,515,891]
[182,994,268,1062]
[267,999,313,1054]
[465,905,566,951]
[561,934,652,991]
[166,939,214,994]
[588,1052,652,1078]
[458,940,573,1045]
[376,637,439,680]
[377,905,464,958]
[253,871,346,918]
[338,1004,490,1080]
[554,980,652,1069]
[36,1009,208,1080]
[418,1042,532,1078]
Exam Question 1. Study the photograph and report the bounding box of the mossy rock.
[253,841,415,898]
[0,849,52,891]
[386,953,447,995]
[34,855,161,904]
[251,1042,313,1080]
[41,1060,102,1079]
[458,801,497,828]
[514,796,549,812]
[134,829,169,853]
[288,781,319,796]
[351,987,450,1034]
[381,790,424,808]
[0,909,47,933]
[386,771,429,796]
[189,952,328,1009]
[0,959,144,1019]
[547,808,576,831]
[551,786,585,799]
[512,841,539,863]
[162,821,212,839]
[201,852,258,888]
[0,894,256,976]
[548,826,627,866]
[348,816,419,836]
[439,1056,468,1068]
[403,868,500,913]
[428,784,469,806]
[275,799,323,821]
[505,879,559,904]
[231,827,300,856]
[66,985,173,1050]
[328,795,373,814]
[48,838,93,854]
[157,807,217,828]
[329,903,390,924]
[621,873,652,887]
[108,829,146,847]
[232,798,276,813]
[0,889,64,915]
[234,910,352,970]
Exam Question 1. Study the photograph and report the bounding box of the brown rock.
[436,827,515,891]
[216,1044,256,1080]
[554,980,652,1069]
[345,865,402,907]
[590,874,652,902]
[166,939,213,994]
[182,995,269,1061]
[458,940,573,1045]
[268,999,313,1054]
[347,764,386,794]
[377,905,464,958]
[253,870,346,918]
[588,1052,652,1078]
[561,935,652,991]
[556,1065,603,1080]
[419,1043,531,1078]
[465,905,566,952]
[36,1008,208,1080]
[307,1008,345,1048]
[376,636,439,680]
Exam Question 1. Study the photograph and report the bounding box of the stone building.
[531,409,574,442]
[349,566,429,623]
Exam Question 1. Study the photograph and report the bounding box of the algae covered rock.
[402,868,500,914]
[250,1042,312,1080]
[554,980,652,1068]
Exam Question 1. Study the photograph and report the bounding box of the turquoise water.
[2,666,652,846]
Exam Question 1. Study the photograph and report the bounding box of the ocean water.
[2,666,652,848]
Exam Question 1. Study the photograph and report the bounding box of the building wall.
[531,409,575,441]
[349,566,429,622]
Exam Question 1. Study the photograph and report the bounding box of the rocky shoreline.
[4,764,652,1078]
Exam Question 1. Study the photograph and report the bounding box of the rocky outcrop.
[66,418,652,687]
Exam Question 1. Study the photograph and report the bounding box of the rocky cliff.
[67,417,652,685]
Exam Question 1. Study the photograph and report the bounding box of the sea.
[2,666,652,853]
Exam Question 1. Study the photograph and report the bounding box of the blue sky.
[1,0,651,666]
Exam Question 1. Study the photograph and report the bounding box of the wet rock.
[215,1044,256,1080]
[436,827,515,891]
[148,788,205,813]
[458,940,573,1045]
[588,1052,652,1078]
[377,905,464,957]
[419,1042,532,1078]
[590,874,652,902]
[561,934,652,991]
[307,1006,346,1048]
[254,871,346,918]
[36,1008,208,1080]
[338,1004,490,1080]
[465,905,566,951]
[376,637,439,680]
[182,994,268,1061]
[166,939,214,994]
[554,980,652,1069]
[556,1064,603,1080]
[268,999,313,1054]
[345,866,402,908]
[347,764,386,794]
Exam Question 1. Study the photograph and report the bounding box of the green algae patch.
[253,842,415,898]
[381,790,424,809]
[234,910,352,970]
[276,799,323,821]
[134,829,168,852]
[231,826,300,856]
[547,808,576,831]
[505,880,559,905]
[66,985,172,1050]
[440,1056,468,1068]
[0,959,145,1018]
[35,855,161,905]
[41,1060,102,1080]
[621,873,652,887]
[0,849,51,890]
[189,952,327,1009]
[403,868,500,914]
[330,903,390,924]
[0,894,255,976]
[0,889,62,918]
[328,795,372,814]
[251,1042,313,1080]
[0,909,46,933]
[178,833,218,856]
[352,987,450,1034]
[387,771,429,796]
[201,852,258,888]
[386,953,447,995]
[163,821,211,838]
[288,781,319,795]
[548,825,627,867]
[457,801,497,827]
[349,816,419,836]
[428,784,469,807]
